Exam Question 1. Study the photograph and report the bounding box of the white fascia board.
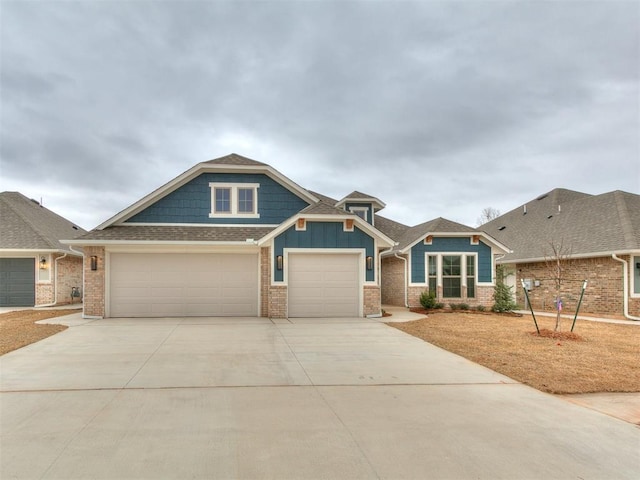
[257,213,395,247]
[335,196,386,211]
[96,164,203,230]
[399,231,511,255]
[121,222,280,228]
[63,239,258,246]
[0,248,82,257]
[497,249,640,264]
[96,162,319,230]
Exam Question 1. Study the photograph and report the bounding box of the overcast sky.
[1,1,638,231]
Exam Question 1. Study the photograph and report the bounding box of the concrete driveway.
[1,315,638,479]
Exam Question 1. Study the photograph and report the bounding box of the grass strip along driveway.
[390,312,640,394]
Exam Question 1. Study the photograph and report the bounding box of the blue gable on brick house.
[410,237,493,284]
[126,173,310,225]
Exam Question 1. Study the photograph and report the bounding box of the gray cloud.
[1,1,638,230]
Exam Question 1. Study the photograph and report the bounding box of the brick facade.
[83,246,105,317]
[268,285,287,318]
[381,256,406,306]
[513,255,637,317]
[35,253,83,306]
[363,285,381,316]
[56,255,83,304]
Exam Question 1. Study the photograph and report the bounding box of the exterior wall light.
[90,255,98,271]
[276,255,283,271]
[39,256,48,269]
[366,256,374,271]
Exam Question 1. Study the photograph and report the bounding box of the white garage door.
[109,253,258,317]
[288,253,361,318]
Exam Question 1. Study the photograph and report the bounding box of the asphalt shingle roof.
[392,217,478,252]
[77,225,276,243]
[202,153,267,167]
[482,188,640,262]
[0,192,86,251]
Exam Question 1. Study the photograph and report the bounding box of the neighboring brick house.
[482,188,640,320]
[0,192,86,307]
[65,153,509,319]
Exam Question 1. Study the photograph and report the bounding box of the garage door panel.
[0,258,36,307]
[288,253,360,318]
[109,253,258,317]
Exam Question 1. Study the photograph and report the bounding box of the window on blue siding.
[214,188,231,213]
[428,255,437,293]
[442,255,461,298]
[466,255,475,298]
[238,188,254,213]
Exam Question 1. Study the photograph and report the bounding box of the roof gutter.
[35,253,68,308]
[611,254,640,321]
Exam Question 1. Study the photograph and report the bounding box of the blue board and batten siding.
[411,237,493,283]
[274,222,375,282]
[344,203,374,225]
[126,173,309,224]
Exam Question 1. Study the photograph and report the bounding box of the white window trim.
[423,252,478,288]
[349,206,368,222]
[209,183,260,218]
[632,255,640,298]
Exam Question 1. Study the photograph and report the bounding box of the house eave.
[95,162,319,230]
[257,213,395,248]
[497,249,640,264]
[398,231,511,255]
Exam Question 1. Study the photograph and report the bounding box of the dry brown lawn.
[0,309,77,355]
[389,312,640,394]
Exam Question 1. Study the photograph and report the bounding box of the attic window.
[209,183,260,219]
[349,207,368,222]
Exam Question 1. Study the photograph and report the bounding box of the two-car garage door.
[109,253,258,317]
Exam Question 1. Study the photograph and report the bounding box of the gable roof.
[201,153,267,167]
[0,192,86,253]
[482,188,640,262]
[335,191,386,211]
[96,153,319,229]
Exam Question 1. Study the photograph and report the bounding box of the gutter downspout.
[394,253,409,308]
[611,254,640,321]
[36,253,68,307]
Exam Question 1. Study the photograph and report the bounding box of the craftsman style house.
[67,154,510,319]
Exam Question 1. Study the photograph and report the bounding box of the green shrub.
[492,281,517,313]
[435,302,445,309]
[419,291,438,310]
[459,303,470,310]
[476,305,486,312]
[449,303,460,310]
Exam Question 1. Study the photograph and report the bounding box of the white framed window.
[349,207,368,222]
[209,183,260,218]
[425,253,477,298]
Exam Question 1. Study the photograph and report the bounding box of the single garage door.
[0,258,35,307]
[109,253,258,317]
[288,253,360,317]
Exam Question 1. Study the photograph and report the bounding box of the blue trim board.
[411,237,492,283]
[126,173,310,224]
[274,222,375,282]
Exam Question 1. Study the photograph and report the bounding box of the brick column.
[83,246,105,318]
